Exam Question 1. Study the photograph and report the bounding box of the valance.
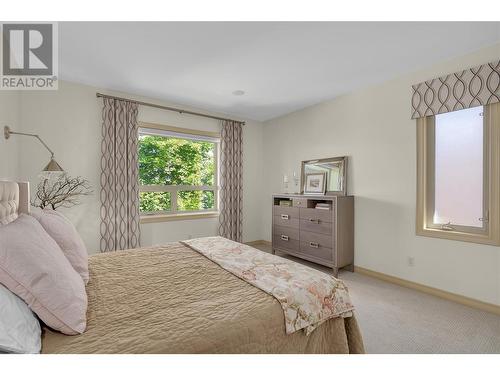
[411,60,500,119]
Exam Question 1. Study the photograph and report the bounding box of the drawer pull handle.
[309,218,320,224]
[281,235,289,241]
[281,214,289,220]
[309,242,319,248]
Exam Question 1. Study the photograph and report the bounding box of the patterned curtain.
[218,120,243,242]
[100,98,141,252]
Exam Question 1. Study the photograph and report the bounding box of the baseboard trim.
[354,266,500,316]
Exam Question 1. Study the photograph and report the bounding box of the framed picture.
[304,172,326,195]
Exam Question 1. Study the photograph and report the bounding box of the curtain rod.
[96,93,245,125]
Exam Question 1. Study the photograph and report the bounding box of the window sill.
[140,211,219,224]
[416,226,500,246]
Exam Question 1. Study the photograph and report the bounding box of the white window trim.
[416,103,500,246]
[138,122,220,223]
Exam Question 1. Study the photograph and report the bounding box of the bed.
[1,180,364,354]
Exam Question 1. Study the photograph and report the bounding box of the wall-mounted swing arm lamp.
[3,125,64,173]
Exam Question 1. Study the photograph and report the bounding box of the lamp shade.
[43,158,64,172]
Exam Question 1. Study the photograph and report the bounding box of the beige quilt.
[41,242,364,354]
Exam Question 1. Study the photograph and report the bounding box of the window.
[138,123,219,221]
[434,107,484,228]
[416,103,500,245]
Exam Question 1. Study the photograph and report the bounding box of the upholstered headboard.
[0,181,30,225]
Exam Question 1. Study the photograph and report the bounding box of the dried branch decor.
[32,174,93,210]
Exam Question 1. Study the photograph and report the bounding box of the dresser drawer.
[300,219,332,235]
[273,235,300,252]
[299,241,333,262]
[273,205,299,218]
[274,215,300,229]
[299,207,333,223]
[300,230,333,248]
[272,225,299,241]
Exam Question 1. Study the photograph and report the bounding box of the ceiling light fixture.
[232,90,245,96]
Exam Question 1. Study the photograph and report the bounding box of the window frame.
[416,103,500,246]
[138,122,220,222]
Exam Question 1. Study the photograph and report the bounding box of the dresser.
[272,194,354,277]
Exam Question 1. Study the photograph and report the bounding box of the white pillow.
[0,283,41,354]
[31,209,89,284]
[0,214,88,335]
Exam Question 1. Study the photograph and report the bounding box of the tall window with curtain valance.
[413,60,500,246]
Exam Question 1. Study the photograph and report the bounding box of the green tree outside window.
[138,134,216,212]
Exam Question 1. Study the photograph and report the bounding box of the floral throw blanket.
[181,236,355,335]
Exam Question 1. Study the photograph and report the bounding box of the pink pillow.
[32,209,89,284]
[0,214,87,335]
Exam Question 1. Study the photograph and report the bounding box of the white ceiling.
[59,22,500,122]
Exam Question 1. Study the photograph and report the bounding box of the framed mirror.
[301,156,348,195]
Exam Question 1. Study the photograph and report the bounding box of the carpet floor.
[251,243,500,354]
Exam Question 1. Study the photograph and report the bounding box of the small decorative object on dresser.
[279,200,292,207]
[304,173,326,195]
[292,171,300,193]
[272,194,354,277]
[315,203,331,210]
[282,174,289,193]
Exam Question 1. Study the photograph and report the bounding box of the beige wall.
[262,43,500,305]
[15,80,264,253]
[3,42,499,306]
[0,91,20,180]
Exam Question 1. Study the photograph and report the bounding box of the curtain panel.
[218,120,243,242]
[411,60,500,119]
[100,98,141,252]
